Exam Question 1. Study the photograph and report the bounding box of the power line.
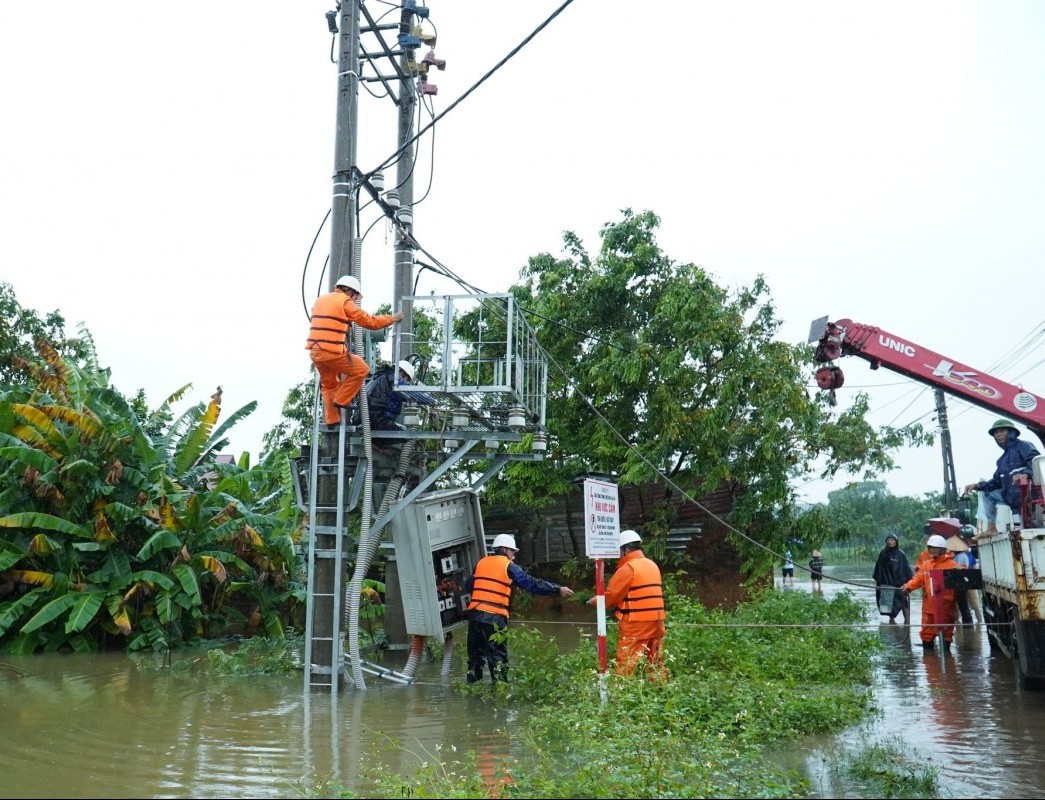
[364,0,578,181]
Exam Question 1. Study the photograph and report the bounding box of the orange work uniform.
[903,551,959,645]
[305,290,395,425]
[604,548,667,680]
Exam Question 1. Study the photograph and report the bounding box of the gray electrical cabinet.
[386,488,487,639]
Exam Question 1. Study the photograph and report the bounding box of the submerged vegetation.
[332,588,907,799]
[832,737,940,799]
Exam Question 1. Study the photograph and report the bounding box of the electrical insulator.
[423,50,446,70]
[403,0,430,19]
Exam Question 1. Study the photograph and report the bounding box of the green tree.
[261,379,315,460]
[0,281,89,386]
[815,480,942,562]
[485,208,930,577]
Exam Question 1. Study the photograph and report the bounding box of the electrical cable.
[409,101,438,208]
[364,0,577,181]
[301,208,332,318]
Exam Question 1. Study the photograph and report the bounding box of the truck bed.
[976,524,1045,687]
[977,525,1045,608]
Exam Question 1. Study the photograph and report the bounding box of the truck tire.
[1012,638,1036,690]
[1011,618,1045,691]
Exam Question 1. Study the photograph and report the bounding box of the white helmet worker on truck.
[962,418,1040,535]
[464,533,574,684]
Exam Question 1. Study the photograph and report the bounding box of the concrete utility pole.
[393,6,417,353]
[935,388,959,510]
[308,0,363,691]
[330,0,362,287]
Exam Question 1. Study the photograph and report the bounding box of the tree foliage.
[482,209,931,576]
[0,281,90,387]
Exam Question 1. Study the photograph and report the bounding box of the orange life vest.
[306,291,351,352]
[616,557,665,622]
[903,552,959,603]
[467,555,512,618]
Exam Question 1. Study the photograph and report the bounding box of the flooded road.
[797,563,1045,798]
[0,647,511,799]
[2,565,1044,798]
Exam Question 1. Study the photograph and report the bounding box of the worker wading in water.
[597,530,668,681]
[901,534,960,651]
[464,533,574,683]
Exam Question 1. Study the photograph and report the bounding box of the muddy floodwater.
[790,564,1045,799]
[2,563,1045,798]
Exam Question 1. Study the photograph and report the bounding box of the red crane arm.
[809,316,1045,449]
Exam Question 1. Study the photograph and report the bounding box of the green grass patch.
[333,586,881,798]
[832,737,940,798]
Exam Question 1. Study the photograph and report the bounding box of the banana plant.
[0,336,301,653]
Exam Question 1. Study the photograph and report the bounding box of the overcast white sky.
[3,1,1044,506]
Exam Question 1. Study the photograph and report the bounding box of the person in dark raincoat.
[962,418,1040,533]
[872,533,914,624]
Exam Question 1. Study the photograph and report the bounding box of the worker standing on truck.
[901,534,960,651]
[962,418,1040,534]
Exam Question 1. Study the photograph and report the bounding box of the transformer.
[383,488,488,641]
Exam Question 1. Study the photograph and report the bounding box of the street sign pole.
[583,477,619,702]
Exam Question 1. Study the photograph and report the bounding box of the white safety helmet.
[335,275,361,293]
[491,533,518,551]
[619,529,643,548]
[926,534,948,549]
[397,360,416,381]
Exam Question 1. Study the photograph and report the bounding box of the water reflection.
[0,648,512,799]
[5,569,1045,798]
[803,564,1045,798]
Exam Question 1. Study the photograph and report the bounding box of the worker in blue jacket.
[360,360,434,430]
[963,418,1040,534]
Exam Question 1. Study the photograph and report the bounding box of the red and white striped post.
[595,558,607,674]
[583,477,619,702]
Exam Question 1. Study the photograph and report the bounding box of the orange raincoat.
[306,290,395,425]
[903,551,959,645]
[604,549,667,680]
